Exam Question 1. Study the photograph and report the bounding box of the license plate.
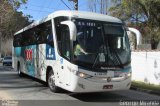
[103,85,113,89]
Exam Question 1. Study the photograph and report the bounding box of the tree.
[0,0,28,37]
[109,0,160,49]
[2,11,32,40]
[0,0,29,57]
[87,0,108,14]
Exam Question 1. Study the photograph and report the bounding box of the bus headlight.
[121,72,132,79]
[76,72,92,79]
[79,73,85,78]
[127,72,131,78]
[113,71,131,81]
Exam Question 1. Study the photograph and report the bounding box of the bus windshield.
[73,19,131,70]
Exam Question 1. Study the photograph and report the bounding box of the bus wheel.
[48,70,59,93]
[17,64,23,77]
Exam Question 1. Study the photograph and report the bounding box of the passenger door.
[59,25,71,85]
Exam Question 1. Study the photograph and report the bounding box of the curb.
[130,86,160,96]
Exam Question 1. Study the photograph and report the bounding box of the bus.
[13,10,131,93]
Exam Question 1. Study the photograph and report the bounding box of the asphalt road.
[0,65,160,106]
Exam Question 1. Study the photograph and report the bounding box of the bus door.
[35,45,40,78]
[36,44,48,79]
[58,25,71,85]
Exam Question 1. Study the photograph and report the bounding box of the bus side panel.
[20,45,37,77]
[14,47,22,71]
[37,44,47,81]
[38,44,56,82]
[14,44,57,82]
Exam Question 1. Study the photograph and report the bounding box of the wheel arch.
[46,66,53,82]
[17,61,20,70]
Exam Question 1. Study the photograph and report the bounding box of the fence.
[131,51,160,85]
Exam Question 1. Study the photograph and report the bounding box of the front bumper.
[68,75,131,93]
[3,62,12,66]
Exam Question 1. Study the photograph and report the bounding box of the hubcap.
[18,68,20,75]
[48,74,55,89]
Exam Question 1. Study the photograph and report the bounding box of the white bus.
[13,10,132,93]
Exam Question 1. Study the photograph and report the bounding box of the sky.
[18,0,88,21]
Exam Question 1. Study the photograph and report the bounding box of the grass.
[131,81,160,92]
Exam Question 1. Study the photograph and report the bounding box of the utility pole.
[69,0,78,10]
[74,0,78,10]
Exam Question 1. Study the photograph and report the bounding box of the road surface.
[0,65,160,106]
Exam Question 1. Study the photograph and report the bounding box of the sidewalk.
[0,91,13,100]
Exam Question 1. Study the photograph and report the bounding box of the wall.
[131,52,160,85]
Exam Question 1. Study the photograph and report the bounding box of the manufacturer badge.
[107,77,111,82]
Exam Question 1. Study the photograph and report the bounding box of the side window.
[21,29,36,46]
[54,16,69,51]
[54,17,71,60]
[46,22,54,46]
[61,25,71,60]
[14,20,53,47]
[34,20,53,46]
[13,34,22,47]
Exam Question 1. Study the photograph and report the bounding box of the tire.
[47,70,60,93]
[17,64,23,77]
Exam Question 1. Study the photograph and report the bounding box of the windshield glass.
[4,57,12,60]
[72,19,131,70]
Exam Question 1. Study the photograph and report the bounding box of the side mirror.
[61,21,77,41]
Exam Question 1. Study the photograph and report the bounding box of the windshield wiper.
[91,46,106,69]
[109,49,124,68]
[92,52,99,69]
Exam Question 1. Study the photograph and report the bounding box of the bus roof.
[14,10,122,35]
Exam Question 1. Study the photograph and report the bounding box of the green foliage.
[109,0,160,49]
[2,11,32,40]
[0,0,31,40]
[7,0,27,8]
[132,81,160,92]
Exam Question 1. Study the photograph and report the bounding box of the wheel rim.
[18,67,20,75]
[48,74,55,90]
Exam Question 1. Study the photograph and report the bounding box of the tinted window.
[13,20,53,47]
[4,57,12,60]
[54,16,69,54]
[54,16,69,42]
[104,24,124,36]
[61,25,71,60]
